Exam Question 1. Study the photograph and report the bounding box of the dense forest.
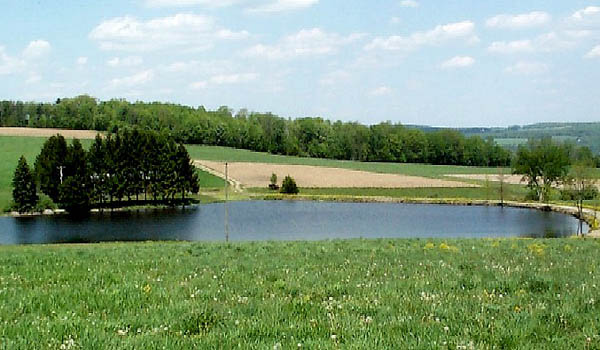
[12,130,199,214]
[0,96,512,167]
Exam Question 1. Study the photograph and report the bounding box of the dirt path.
[195,160,477,189]
[0,127,101,139]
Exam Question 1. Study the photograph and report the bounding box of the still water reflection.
[0,201,586,245]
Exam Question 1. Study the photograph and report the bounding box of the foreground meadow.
[1,239,599,349]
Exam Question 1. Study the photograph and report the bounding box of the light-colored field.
[446,174,526,185]
[0,127,100,139]
[196,160,477,188]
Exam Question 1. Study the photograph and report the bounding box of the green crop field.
[0,239,599,349]
[0,136,224,212]
[187,145,510,179]
[250,185,529,201]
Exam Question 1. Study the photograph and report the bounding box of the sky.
[0,1,599,127]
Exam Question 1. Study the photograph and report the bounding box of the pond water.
[0,201,587,245]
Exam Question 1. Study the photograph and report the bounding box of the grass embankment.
[250,185,529,201]
[0,136,225,212]
[1,239,599,348]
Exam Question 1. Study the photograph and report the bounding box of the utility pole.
[224,162,229,242]
[57,165,66,184]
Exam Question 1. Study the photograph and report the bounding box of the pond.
[0,201,587,245]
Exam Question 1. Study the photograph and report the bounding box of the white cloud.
[107,56,143,67]
[400,0,418,8]
[189,81,208,89]
[90,14,248,51]
[488,32,575,54]
[25,73,42,84]
[0,47,25,75]
[365,21,478,52]
[164,61,200,73]
[144,0,318,12]
[390,17,401,25]
[441,56,475,69]
[22,40,51,60]
[110,70,154,88]
[210,72,258,84]
[145,0,241,7]
[76,57,88,65]
[370,86,392,96]
[488,40,534,54]
[319,70,351,86]
[505,61,549,75]
[249,0,318,13]
[245,28,364,60]
[571,6,600,23]
[585,45,600,58]
[189,72,258,89]
[216,29,250,39]
[486,11,551,29]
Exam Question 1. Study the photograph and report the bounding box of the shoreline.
[258,193,599,236]
[4,194,598,237]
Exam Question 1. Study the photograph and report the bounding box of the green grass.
[186,145,510,178]
[196,169,225,188]
[250,184,529,201]
[1,239,599,349]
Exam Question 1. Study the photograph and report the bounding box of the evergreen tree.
[89,134,108,207]
[59,139,91,213]
[281,175,299,194]
[34,134,68,202]
[12,156,38,213]
[174,143,199,200]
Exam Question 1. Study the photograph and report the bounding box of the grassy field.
[0,136,224,212]
[250,184,529,201]
[187,145,510,178]
[1,239,599,349]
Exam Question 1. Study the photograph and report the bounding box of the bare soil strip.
[196,160,477,189]
[0,127,100,139]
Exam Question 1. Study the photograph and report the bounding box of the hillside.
[408,122,600,153]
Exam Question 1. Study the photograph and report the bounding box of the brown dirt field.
[196,160,478,188]
[0,127,101,139]
[445,174,526,185]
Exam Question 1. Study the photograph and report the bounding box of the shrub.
[280,175,299,194]
[269,173,279,190]
[35,194,58,212]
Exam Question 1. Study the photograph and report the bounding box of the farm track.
[0,127,100,139]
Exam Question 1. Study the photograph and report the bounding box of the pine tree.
[174,143,199,201]
[12,156,38,213]
[59,139,91,214]
[89,134,108,207]
[281,175,299,194]
[34,134,68,202]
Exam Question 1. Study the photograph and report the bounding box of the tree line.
[12,130,199,214]
[0,96,512,167]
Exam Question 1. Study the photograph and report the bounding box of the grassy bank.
[250,184,530,201]
[1,239,599,348]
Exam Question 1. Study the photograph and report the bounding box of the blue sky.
[0,1,599,127]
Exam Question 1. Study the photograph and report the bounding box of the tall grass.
[0,239,599,348]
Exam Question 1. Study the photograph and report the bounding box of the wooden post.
[225,162,229,242]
